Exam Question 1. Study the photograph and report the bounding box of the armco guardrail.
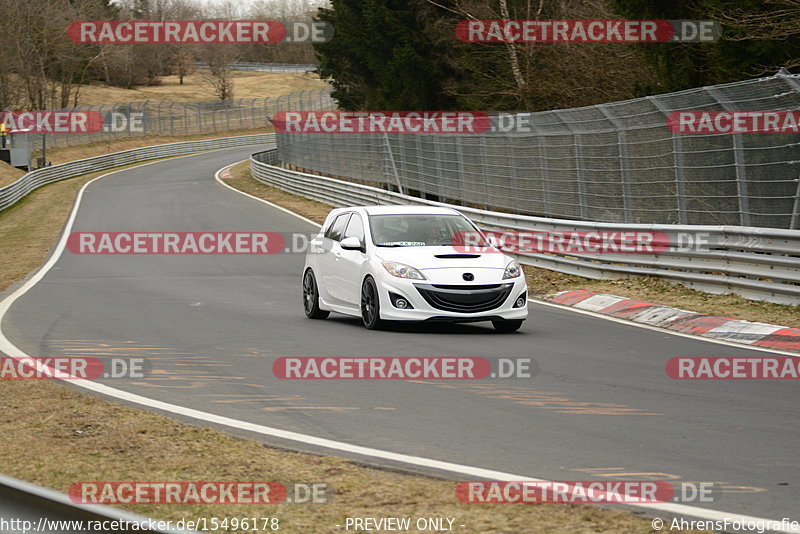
[0,133,275,213]
[251,149,800,305]
[0,473,197,534]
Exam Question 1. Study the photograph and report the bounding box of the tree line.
[0,0,322,111]
[312,0,800,111]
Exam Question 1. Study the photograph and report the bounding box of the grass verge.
[226,161,800,329]
[0,157,706,533]
[1,379,689,533]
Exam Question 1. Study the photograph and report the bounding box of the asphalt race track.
[2,146,798,528]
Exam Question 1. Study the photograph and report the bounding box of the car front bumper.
[374,274,529,322]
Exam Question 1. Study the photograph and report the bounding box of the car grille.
[413,283,514,313]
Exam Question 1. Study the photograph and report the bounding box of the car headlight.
[503,260,522,279]
[381,261,426,280]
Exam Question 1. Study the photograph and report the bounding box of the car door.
[336,212,367,306]
[318,212,350,303]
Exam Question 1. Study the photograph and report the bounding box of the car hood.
[374,245,510,270]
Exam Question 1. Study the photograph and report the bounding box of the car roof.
[331,205,463,216]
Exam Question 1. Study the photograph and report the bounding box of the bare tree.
[421,0,658,111]
[199,44,239,100]
[711,0,800,72]
[1,0,98,109]
[172,47,197,84]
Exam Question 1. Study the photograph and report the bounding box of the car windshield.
[368,214,489,247]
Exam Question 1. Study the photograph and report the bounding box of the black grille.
[414,283,514,313]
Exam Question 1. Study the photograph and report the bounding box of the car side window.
[325,213,350,242]
[342,213,365,244]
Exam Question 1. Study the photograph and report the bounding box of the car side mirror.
[340,236,364,252]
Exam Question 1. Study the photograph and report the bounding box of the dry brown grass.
[0,161,26,186]
[75,71,328,106]
[0,380,704,534]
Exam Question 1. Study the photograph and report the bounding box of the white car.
[302,205,528,331]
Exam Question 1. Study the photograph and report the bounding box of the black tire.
[492,319,524,333]
[360,277,385,330]
[303,269,329,319]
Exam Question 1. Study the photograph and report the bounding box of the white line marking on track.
[214,161,321,229]
[0,154,797,531]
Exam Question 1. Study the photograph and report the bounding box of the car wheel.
[303,269,329,319]
[492,319,523,333]
[360,276,384,330]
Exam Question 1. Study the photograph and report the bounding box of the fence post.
[504,129,520,214]
[196,104,202,134]
[520,114,550,217]
[781,71,800,229]
[706,86,751,226]
[553,111,588,220]
[157,102,165,135]
[382,133,405,194]
[597,105,633,223]
[478,134,491,211]
[225,100,231,130]
[648,96,688,224]
[791,173,800,230]
[142,101,149,136]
